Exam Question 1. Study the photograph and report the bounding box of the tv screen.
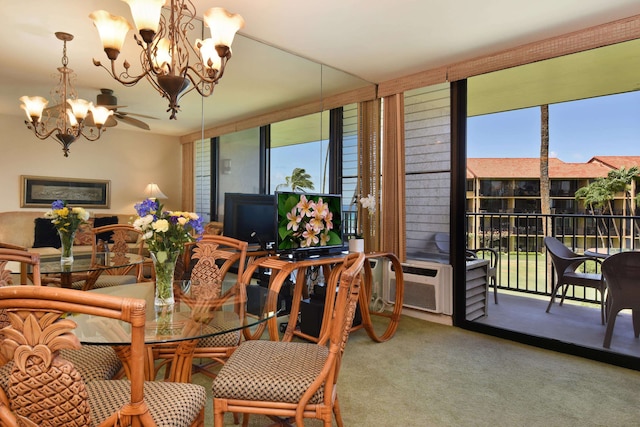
[275,191,344,259]
[223,193,276,250]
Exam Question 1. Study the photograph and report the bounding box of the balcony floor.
[475,290,640,359]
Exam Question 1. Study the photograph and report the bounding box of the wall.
[0,114,183,216]
[404,83,452,259]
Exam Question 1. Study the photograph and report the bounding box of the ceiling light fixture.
[20,32,114,157]
[90,0,245,120]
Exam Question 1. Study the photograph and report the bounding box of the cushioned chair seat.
[212,340,329,404]
[196,329,240,348]
[87,380,207,427]
[0,345,122,393]
[71,274,138,290]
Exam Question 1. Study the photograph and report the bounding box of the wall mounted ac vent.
[383,259,452,314]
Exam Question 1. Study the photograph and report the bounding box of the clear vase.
[59,229,76,266]
[151,250,180,308]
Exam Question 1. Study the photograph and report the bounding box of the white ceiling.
[2,0,640,137]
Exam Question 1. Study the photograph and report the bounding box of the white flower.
[153,219,170,233]
[359,194,376,215]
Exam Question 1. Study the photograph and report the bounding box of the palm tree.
[276,167,315,192]
[575,166,639,246]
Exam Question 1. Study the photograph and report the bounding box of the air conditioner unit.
[383,259,452,314]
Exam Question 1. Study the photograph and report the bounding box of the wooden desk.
[242,251,404,343]
[73,281,276,383]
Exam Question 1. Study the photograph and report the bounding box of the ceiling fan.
[88,88,157,131]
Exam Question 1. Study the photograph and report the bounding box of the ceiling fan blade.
[116,115,151,130]
[117,111,159,120]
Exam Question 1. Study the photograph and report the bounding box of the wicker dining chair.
[0,247,41,287]
[84,223,148,290]
[0,285,206,427]
[0,247,124,396]
[154,234,249,380]
[211,252,365,427]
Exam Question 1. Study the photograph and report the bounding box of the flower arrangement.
[132,198,204,256]
[132,198,204,306]
[45,200,90,264]
[277,193,342,249]
[44,199,90,233]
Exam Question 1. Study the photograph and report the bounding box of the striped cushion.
[212,340,329,404]
[0,345,122,393]
[88,380,206,427]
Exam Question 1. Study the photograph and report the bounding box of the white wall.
[0,114,183,215]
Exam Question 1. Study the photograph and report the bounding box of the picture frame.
[21,175,111,208]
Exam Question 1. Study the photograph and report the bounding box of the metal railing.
[466,212,640,304]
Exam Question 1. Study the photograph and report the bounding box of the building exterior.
[466,156,640,251]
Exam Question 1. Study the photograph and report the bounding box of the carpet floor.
[191,315,640,426]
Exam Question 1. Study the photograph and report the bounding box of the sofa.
[0,211,138,273]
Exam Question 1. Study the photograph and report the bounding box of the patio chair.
[435,233,500,303]
[0,285,206,426]
[601,251,640,348]
[467,248,500,304]
[211,252,365,427]
[543,236,606,324]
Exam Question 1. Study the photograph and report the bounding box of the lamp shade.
[144,183,168,199]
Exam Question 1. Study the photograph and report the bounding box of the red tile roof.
[588,156,640,170]
[466,157,634,179]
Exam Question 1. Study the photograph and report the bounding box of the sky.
[467,90,640,163]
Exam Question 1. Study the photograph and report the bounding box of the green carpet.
[193,315,640,426]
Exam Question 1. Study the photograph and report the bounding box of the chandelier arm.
[79,128,105,142]
[24,122,64,141]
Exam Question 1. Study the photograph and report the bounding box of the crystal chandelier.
[20,32,114,157]
[90,0,245,120]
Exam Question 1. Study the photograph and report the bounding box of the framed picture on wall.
[20,175,111,208]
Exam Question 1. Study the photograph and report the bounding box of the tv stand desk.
[241,251,404,343]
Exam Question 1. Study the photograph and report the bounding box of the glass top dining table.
[72,281,277,382]
[30,252,145,289]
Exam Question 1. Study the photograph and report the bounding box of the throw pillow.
[94,215,119,242]
[33,218,61,248]
[73,218,95,246]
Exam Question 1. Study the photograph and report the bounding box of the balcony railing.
[466,212,640,304]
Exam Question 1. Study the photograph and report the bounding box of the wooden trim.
[379,14,640,96]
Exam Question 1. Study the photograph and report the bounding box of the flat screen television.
[223,193,277,250]
[275,191,344,259]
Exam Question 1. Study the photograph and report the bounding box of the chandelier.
[90,0,245,120]
[20,32,114,157]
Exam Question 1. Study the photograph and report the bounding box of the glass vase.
[58,229,76,266]
[151,249,180,308]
